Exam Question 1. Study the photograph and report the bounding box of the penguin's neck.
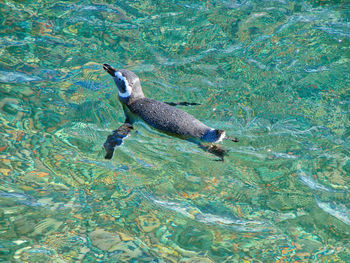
[118,80,145,106]
[119,93,144,106]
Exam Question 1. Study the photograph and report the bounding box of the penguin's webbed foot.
[103,123,133,159]
[199,143,227,161]
[104,134,123,159]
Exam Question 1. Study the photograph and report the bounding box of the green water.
[0,0,349,261]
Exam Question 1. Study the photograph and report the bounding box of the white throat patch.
[115,71,132,98]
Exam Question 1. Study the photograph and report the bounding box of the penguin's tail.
[214,129,226,143]
[203,129,239,143]
[216,129,239,143]
[224,135,239,142]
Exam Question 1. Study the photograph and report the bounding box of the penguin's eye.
[118,78,121,81]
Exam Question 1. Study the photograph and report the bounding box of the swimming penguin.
[102,64,238,160]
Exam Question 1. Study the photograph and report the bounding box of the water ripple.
[144,193,270,232]
[316,198,350,226]
[0,70,41,83]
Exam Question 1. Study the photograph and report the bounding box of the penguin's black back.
[127,98,211,139]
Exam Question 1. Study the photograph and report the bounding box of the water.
[0,0,349,261]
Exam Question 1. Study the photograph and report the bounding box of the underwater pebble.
[118,232,134,241]
[32,218,63,236]
[137,214,160,233]
[13,246,32,259]
[13,240,28,245]
[14,217,35,235]
[107,240,143,261]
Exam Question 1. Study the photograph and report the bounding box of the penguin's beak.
[103,64,116,77]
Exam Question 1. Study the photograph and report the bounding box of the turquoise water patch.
[0,0,349,261]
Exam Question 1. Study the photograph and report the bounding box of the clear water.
[0,0,349,261]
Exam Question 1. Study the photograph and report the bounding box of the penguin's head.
[103,64,144,102]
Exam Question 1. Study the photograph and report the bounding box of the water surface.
[0,0,349,261]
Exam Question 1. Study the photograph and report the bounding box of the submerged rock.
[88,228,143,260]
[88,229,121,252]
[14,217,35,235]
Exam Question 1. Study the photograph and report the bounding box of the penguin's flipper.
[104,122,133,159]
[164,102,201,106]
[199,143,227,162]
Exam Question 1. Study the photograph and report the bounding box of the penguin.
[102,64,238,160]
